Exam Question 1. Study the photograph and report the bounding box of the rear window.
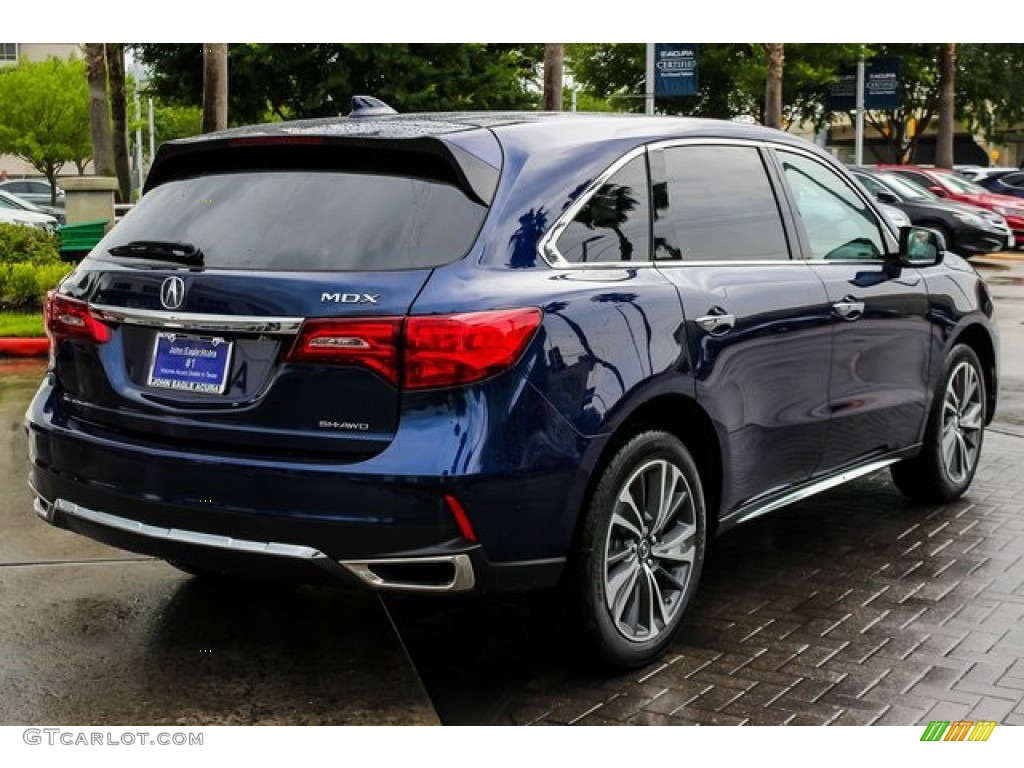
[91,170,488,271]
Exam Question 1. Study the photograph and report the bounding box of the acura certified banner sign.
[654,44,699,96]
[829,57,902,111]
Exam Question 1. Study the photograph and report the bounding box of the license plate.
[148,333,233,394]
[1008,233,1016,248]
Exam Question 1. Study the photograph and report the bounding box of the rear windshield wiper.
[107,240,205,267]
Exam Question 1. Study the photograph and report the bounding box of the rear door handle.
[832,296,865,321]
[695,308,736,336]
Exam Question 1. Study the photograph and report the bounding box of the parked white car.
[0,189,64,224]
[0,204,58,231]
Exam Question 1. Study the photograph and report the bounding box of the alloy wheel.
[941,360,984,484]
[603,458,698,643]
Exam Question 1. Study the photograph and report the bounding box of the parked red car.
[877,164,1024,246]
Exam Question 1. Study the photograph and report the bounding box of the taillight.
[286,308,542,390]
[44,291,111,344]
[404,308,542,390]
[286,317,402,385]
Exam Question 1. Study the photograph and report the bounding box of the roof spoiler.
[349,95,398,118]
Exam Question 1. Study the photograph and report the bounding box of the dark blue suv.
[27,112,998,668]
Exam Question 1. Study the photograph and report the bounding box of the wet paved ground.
[0,361,439,725]
[395,431,1024,725]
[2,256,1024,726]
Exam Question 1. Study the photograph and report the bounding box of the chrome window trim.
[89,304,304,335]
[539,137,806,270]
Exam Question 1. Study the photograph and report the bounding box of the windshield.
[91,170,488,271]
[876,173,936,201]
[936,172,988,195]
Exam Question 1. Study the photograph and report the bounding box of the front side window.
[655,145,790,262]
[779,151,885,261]
[555,155,650,263]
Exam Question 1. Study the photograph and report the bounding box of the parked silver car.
[0,178,65,208]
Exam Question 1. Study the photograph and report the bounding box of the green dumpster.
[59,219,108,261]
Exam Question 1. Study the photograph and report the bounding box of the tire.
[891,344,986,503]
[570,431,706,669]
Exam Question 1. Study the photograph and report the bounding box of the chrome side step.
[37,496,476,593]
[728,453,907,527]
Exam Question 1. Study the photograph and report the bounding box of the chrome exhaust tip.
[340,553,475,593]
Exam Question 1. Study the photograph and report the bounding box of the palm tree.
[83,44,114,178]
[202,44,229,132]
[764,44,785,130]
[936,44,956,169]
[543,44,564,111]
[106,44,132,202]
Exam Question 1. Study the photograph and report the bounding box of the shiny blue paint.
[26,114,1000,592]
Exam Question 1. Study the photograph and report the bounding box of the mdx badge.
[321,292,380,304]
[160,276,186,310]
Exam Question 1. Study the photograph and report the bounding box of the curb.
[0,338,49,357]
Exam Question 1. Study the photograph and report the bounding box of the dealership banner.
[654,44,699,96]
[829,57,902,111]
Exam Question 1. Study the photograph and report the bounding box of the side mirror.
[928,185,948,197]
[876,190,899,205]
[898,225,944,266]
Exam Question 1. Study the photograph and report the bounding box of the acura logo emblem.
[160,276,186,310]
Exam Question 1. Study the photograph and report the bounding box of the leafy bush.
[0,258,69,310]
[0,223,61,266]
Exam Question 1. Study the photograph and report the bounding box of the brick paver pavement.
[393,430,1024,726]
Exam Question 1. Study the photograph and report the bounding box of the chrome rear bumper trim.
[89,304,304,335]
[50,498,326,560]
[41,496,477,592]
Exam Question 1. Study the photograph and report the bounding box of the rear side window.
[654,145,789,261]
[92,169,488,272]
[555,155,651,263]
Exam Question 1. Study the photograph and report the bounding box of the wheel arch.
[951,322,997,423]
[571,394,724,548]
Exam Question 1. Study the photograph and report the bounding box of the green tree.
[150,104,203,144]
[0,57,91,205]
[566,43,862,124]
[133,44,539,123]
[819,44,1024,163]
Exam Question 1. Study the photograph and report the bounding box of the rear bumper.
[32,494,563,593]
[26,378,584,593]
